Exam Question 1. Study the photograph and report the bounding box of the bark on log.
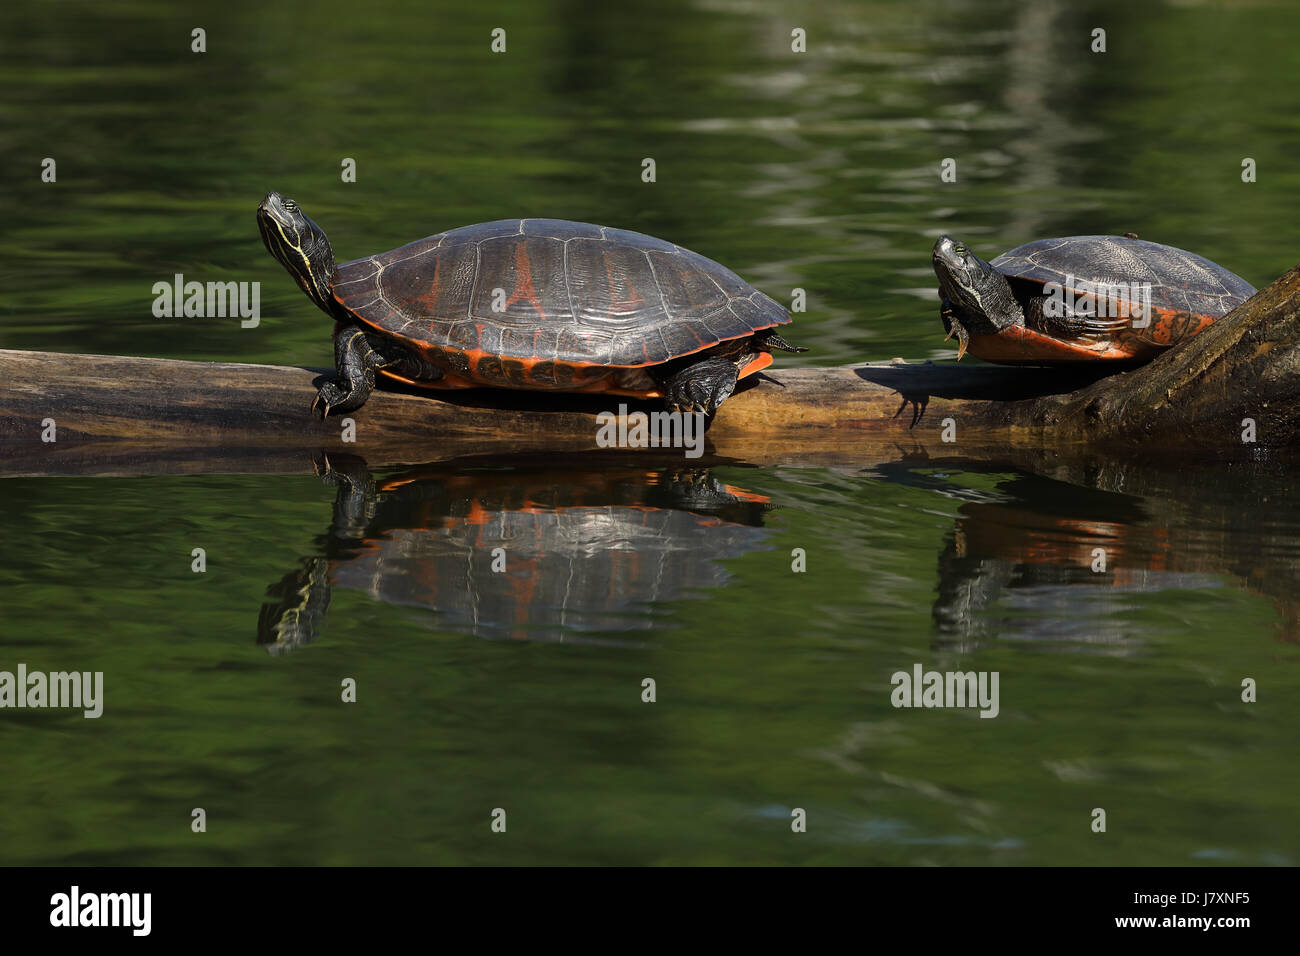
[0,262,1295,476]
[0,348,1108,474]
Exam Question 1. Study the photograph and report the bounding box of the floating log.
[1,262,1296,476]
[0,348,1107,476]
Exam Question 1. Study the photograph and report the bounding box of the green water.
[2,0,1299,865]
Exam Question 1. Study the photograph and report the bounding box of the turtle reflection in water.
[926,469,1300,651]
[932,487,1181,652]
[258,456,774,652]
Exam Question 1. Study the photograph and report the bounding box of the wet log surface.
[0,262,1295,476]
[0,349,1110,475]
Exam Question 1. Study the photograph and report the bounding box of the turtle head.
[257,191,339,317]
[931,236,1024,359]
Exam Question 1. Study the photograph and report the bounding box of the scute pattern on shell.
[330,218,791,368]
[992,235,1256,327]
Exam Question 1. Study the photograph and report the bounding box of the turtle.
[256,192,805,417]
[930,234,1255,364]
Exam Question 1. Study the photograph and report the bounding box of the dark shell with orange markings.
[979,236,1256,363]
[328,218,791,389]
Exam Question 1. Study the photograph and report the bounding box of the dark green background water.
[1,0,1298,865]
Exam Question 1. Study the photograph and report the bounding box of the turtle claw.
[312,381,351,420]
[944,323,970,361]
[670,392,719,418]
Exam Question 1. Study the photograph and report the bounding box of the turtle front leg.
[940,299,972,360]
[313,325,387,418]
[660,356,742,416]
[944,319,971,360]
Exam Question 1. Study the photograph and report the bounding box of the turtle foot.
[944,322,971,361]
[312,379,369,419]
[662,357,740,417]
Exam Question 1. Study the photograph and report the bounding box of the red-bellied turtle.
[256,192,805,416]
[931,234,1255,363]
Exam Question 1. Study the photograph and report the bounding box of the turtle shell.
[328,219,790,389]
[972,236,1255,363]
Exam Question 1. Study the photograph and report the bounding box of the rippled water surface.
[1,0,1298,865]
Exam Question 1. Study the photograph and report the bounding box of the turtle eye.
[283,199,298,212]
[954,244,968,256]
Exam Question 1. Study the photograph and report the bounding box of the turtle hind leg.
[660,329,802,413]
[660,356,741,415]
